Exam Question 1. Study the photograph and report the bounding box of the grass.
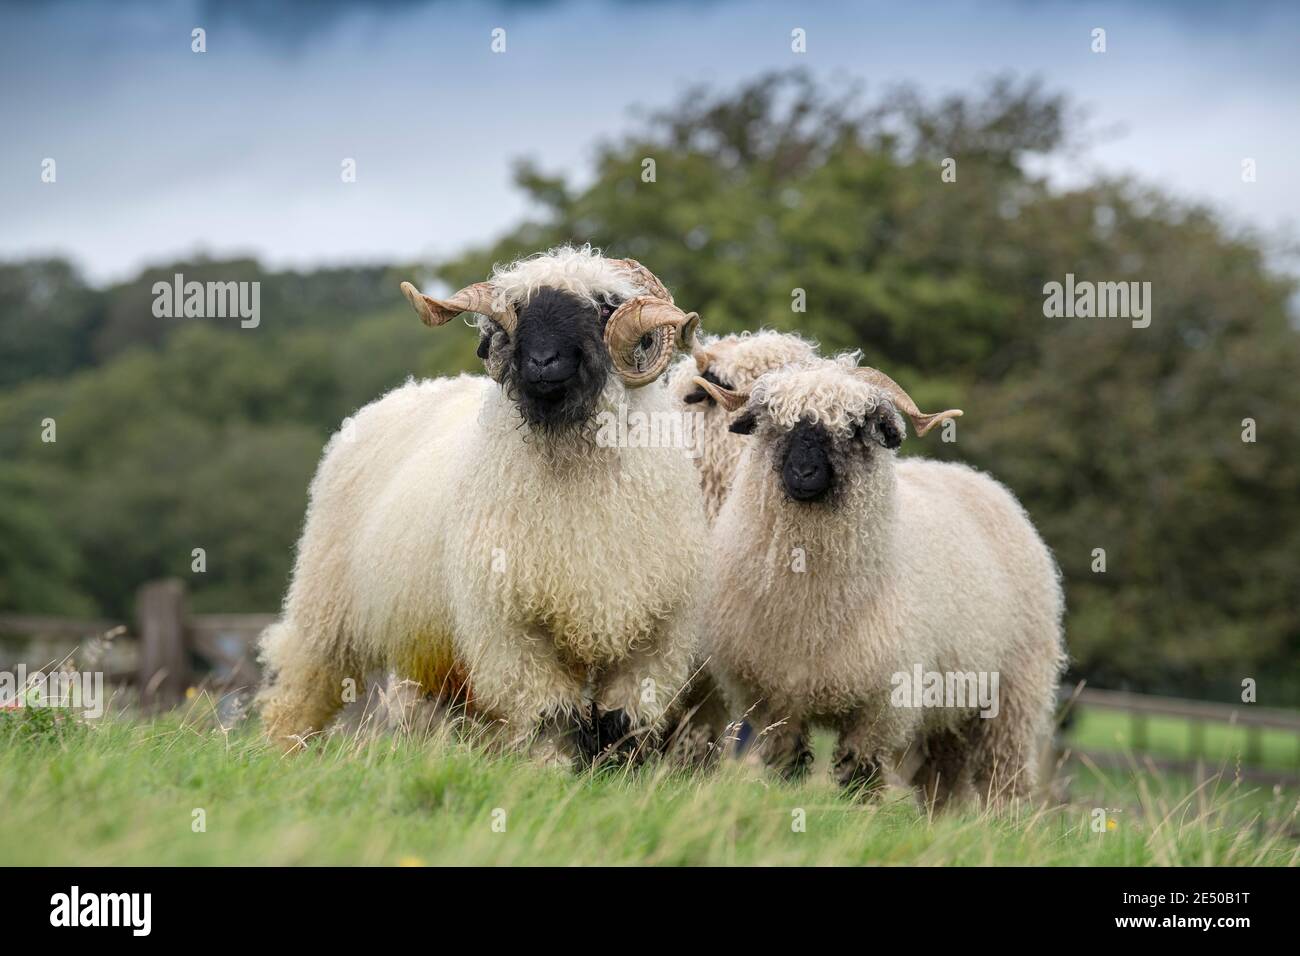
[1067,707,1300,771]
[1,697,1297,866]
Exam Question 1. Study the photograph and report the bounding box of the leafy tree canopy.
[2,72,1296,701]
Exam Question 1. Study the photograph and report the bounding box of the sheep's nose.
[524,349,578,385]
[782,431,833,501]
[529,349,561,370]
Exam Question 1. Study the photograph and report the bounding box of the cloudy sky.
[2,0,1298,283]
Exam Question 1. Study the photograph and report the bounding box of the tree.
[438,71,1300,701]
[0,260,103,388]
[0,71,1295,701]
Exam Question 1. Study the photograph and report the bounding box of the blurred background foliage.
[1,72,1296,701]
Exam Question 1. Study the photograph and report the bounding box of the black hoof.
[577,707,637,764]
[834,753,882,794]
[778,738,815,781]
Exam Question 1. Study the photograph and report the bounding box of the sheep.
[693,356,1066,806]
[667,331,819,523]
[257,245,710,767]
[656,331,821,762]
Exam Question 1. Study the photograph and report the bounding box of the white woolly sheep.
[667,331,819,523]
[258,246,709,766]
[694,357,1066,805]
[658,331,820,759]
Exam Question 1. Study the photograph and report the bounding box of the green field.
[1067,708,1300,772]
[2,701,1296,866]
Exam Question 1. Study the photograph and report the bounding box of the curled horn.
[605,297,700,387]
[691,376,748,413]
[605,259,699,387]
[613,257,674,302]
[693,344,714,374]
[853,368,963,436]
[399,281,518,334]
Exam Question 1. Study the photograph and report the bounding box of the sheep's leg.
[712,674,810,776]
[832,708,893,796]
[772,724,814,781]
[524,711,587,770]
[830,743,884,795]
[575,706,638,765]
[257,620,368,751]
[461,627,587,767]
[746,710,812,781]
[832,747,883,795]
[384,674,452,738]
[970,734,1037,808]
[967,692,1047,809]
[654,671,734,768]
[588,615,696,763]
[917,724,975,811]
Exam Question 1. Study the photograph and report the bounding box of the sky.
[2,0,1298,284]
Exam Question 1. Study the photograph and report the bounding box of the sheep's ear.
[864,404,905,449]
[729,409,759,435]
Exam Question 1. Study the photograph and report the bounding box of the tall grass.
[1,692,1296,866]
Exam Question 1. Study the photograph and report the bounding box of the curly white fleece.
[257,250,708,761]
[489,244,645,308]
[748,352,890,437]
[666,330,820,522]
[707,356,1066,805]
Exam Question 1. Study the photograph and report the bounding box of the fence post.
[1131,712,1147,753]
[136,579,189,710]
[1189,718,1204,760]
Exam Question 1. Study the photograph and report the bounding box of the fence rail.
[1070,687,1300,732]
[0,579,268,708]
[0,614,121,640]
[1066,747,1298,788]
[1061,686,1300,783]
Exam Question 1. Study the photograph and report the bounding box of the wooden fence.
[0,579,270,709]
[2,580,1298,784]
[1060,686,1300,786]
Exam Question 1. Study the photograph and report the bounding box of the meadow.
[1,698,1295,866]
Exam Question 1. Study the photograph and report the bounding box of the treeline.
[0,261,479,615]
[0,259,413,388]
[1,72,1296,702]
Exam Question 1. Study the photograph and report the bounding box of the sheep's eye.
[598,298,622,323]
[639,332,654,351]
[684,369,731,406]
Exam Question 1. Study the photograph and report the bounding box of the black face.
[731,401,903,505]
[780,420,834,502]
[503,286,615,432]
